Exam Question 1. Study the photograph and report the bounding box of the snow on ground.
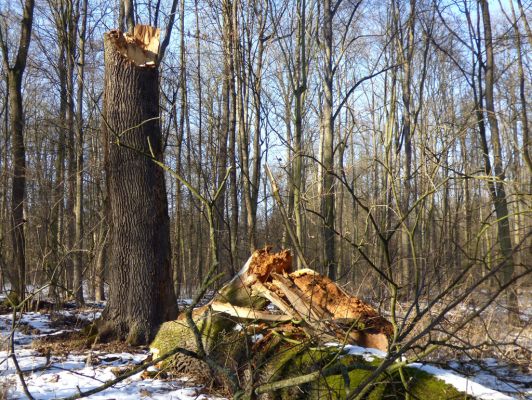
[0,307,530,399]
[0,306,224,399]
[411,363,515,400]
[446,358,532,399]
[1,350,220,399]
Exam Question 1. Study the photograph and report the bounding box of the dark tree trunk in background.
[0,0,35,301]
[7,74,27,300]
[99,27,178,345]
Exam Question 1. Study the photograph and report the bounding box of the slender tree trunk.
[0,0,35,301]
[322,0,336,280]
[7,74,26,300]
[173,0,187,298]
[94,209,108,302]
[65,55,76,294]
[73,0,88,304]
[228,1,238,267]
[293,0,307,269]
[193,0,203,291]
[509,0,532,175]
[393,0,416,289]
[516,0,532,50]
[479,0,519,319]
[0,98,8,284]
[215,0,233,271]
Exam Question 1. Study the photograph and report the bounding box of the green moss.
[405,367,472,400]
[151,314,474,400]
[217,284,269,309]
[307,356,473,400]
[150,309,235,357]
[1,291,20,308]
[253,344,473,400]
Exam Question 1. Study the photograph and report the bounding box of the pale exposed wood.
[108,25,160,67]
[156,248,392,355]
[271,273,328,322]
[210,301,293,322]
[251,280,303,322]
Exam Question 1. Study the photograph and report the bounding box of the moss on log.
[252,343,472,399]
[150,308,245,385]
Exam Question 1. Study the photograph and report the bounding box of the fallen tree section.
[150,248,470,399]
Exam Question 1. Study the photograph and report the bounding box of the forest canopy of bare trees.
[0,0,531,398]
[0,0,530,335]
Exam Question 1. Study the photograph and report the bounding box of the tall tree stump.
[99,26,177,345]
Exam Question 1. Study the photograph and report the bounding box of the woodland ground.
[0,294,530,400]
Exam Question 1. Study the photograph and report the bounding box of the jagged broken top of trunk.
[106,25,160,67]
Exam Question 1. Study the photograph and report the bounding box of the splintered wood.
[247,248,292,282]
[211,247,392,351]
[107,25,160,67]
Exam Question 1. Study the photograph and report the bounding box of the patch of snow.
[0,306,226,399]
[325,343,387,362]
[2,347,225,399]
[344,344,388,359]
[410,363,517,400]
[20,312,54,333]
[251,333,264,343]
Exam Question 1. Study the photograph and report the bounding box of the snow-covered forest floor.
[0,297,530,400]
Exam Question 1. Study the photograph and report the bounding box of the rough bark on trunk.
[99,26,177,345]
[8,75,26,301]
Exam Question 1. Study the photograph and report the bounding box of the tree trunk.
[214,0,233,272]
[293,0,307,269]
[321,0,336,280]
[395,0,416,290]
[8,73,27,300]
[0,0,35,301]
[73,0,88,304]
[99,26,178,345]
[479,0,519,319]
[150,249,465,400]
[509,0,532,175]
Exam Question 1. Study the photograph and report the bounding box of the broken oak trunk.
[98,25,177,346]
